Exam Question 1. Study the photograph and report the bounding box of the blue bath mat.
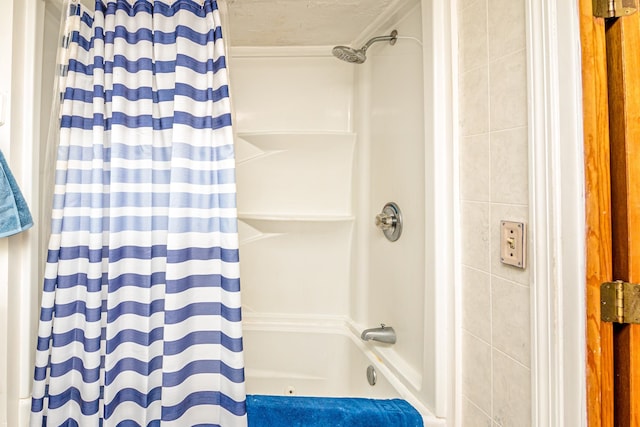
[246,395,423,427]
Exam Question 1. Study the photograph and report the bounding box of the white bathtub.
[242,315,444,426]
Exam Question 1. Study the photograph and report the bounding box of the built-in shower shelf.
[236,131,356,155]
[238,213,355,223]
[235,131,356,216]
[238,213,354,238]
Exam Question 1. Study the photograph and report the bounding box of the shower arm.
[360,30,398,53]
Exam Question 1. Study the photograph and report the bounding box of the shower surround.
[230,0,454,423]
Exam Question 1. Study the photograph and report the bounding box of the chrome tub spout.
[361,324,396,344]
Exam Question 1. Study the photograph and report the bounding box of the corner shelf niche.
[235,131,356,219]
[235,131,356,315]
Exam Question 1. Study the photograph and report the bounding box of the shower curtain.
[31,0,246,425]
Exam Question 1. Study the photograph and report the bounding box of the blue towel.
[246,395,424,427]
[0,149,33,238]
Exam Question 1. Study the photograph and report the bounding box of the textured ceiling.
[50,0,388,47]
[225,0,391,46]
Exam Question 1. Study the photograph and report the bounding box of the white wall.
[457,0,532,424]
[354,2,430,405]
[0,4,14,424]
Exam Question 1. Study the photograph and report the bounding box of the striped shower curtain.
[31,0,246,425]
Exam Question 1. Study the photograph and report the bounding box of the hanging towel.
[0,149,33,238]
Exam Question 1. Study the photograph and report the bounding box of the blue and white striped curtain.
[31,1,246,425]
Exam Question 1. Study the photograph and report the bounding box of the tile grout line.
[485,0,494,422]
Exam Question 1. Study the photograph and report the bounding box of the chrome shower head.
[331,46,367,64]
[332,30,398,64]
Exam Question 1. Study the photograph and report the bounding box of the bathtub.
[242,315,444,426]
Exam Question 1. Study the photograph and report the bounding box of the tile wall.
[457,0,532,425]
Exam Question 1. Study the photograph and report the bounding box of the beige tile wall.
[458,0,531,425]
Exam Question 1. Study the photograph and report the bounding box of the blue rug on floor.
[246,394,424,427]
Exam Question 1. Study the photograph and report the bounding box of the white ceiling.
[225,0,392,46]
[51,0,389,47]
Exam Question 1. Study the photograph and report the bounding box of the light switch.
[500,220,526,269]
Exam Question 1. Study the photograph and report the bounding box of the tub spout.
[361,324,396,344]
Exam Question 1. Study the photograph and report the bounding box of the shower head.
[331,46,367,64]
[332,30,398,64]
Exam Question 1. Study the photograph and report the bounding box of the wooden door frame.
[526,0,587,425]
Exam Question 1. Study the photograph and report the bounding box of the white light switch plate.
[500,220,526,269]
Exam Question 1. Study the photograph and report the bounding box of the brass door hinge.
[593,0,637,18]
[601,281,640,324]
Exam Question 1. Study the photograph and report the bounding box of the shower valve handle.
[375,202,403,242]
[375,212,396,230]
